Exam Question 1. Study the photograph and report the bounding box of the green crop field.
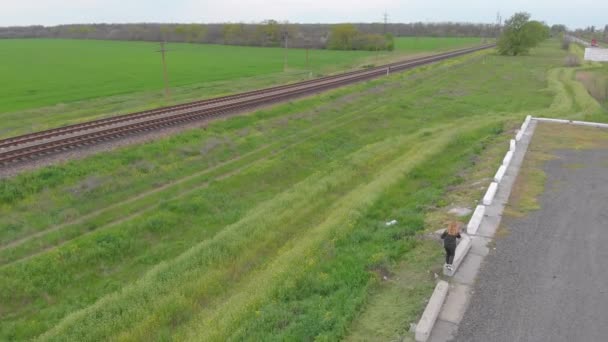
[394,36,482,51]
[1,39,605,341]
[0,37,480,138]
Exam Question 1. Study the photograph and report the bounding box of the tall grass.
[40,121,501,341]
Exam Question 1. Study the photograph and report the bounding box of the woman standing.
[441,221,461,271]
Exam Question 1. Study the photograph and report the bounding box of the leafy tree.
[550,24,567,36]
[222,23,244,44]
[259,19,281,45]
[174,24,206,43]
[327,24,358,50]
[497,12,548,56]
[385,33,395,51]
[327,25,393,51]
[280,21,298,45]
[524,21,550,43]
[67,25,95,38]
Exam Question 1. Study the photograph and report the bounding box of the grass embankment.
[576,62,608,110]
[544,43,607,121]
[0,37,479,138]
[0,39,601,340]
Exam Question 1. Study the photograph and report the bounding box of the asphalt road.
[455,148,608,342]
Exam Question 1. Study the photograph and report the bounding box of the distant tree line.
[572,25,608,44]
[0,21,498,50]
[327,24,394,51]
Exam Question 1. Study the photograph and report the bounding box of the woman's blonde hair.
[447,221,460,236]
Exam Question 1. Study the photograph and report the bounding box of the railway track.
[0,44,494,166]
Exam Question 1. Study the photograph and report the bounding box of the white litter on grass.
[448,207,472,217]
[385,219,397,226]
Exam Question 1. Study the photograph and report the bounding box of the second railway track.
[0,44,494,166]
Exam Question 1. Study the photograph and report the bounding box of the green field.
[0,37,480,138]
[1,39,605,341]
[394,36,482,51]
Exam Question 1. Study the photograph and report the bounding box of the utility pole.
[306,45,310,70]
[495,12,502,40]
[283,33,288,72]
[157,41,170,99]
[383,11,389,35]
[304,39,312,78]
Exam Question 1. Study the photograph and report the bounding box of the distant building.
[584,48,608,62]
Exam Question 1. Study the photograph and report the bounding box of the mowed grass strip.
[0,40,573,340]
[0,111,467,339]
[41,121,499,341]
[176,124,504,342]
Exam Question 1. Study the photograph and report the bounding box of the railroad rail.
[0,44,494,165]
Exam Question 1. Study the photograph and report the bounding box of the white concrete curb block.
[415,280,449,342]
[494,164,507,183]
[571,120,608,129]
[533,117,608,129]
[482,182,498,206]
[534,117,571,124]
[502,151,513,167]
[443,235,472,276]
[515,129,524,141]
[467,205,486,235]
[520,121,529,133]
[509,139,516,151]
[523,115,531,127]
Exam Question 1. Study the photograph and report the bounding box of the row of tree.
[572,25,608,44]
[327,24,394,51]
[0,22,500,49]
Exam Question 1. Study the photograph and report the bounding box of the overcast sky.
[0,0,605,29]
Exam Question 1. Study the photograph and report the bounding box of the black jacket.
[441,231,461,247]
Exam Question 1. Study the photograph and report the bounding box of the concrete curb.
[415,280,450,342]
[466,205,486,235]
[533,117,570,124]
[417,116,538,341]
[482,182,498,206]
[533,117,608,129]
[443,235,472,277]
[422,116,538,341]
[570,120,608,129]
[493,165,507,183]
[502,151,513,167]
